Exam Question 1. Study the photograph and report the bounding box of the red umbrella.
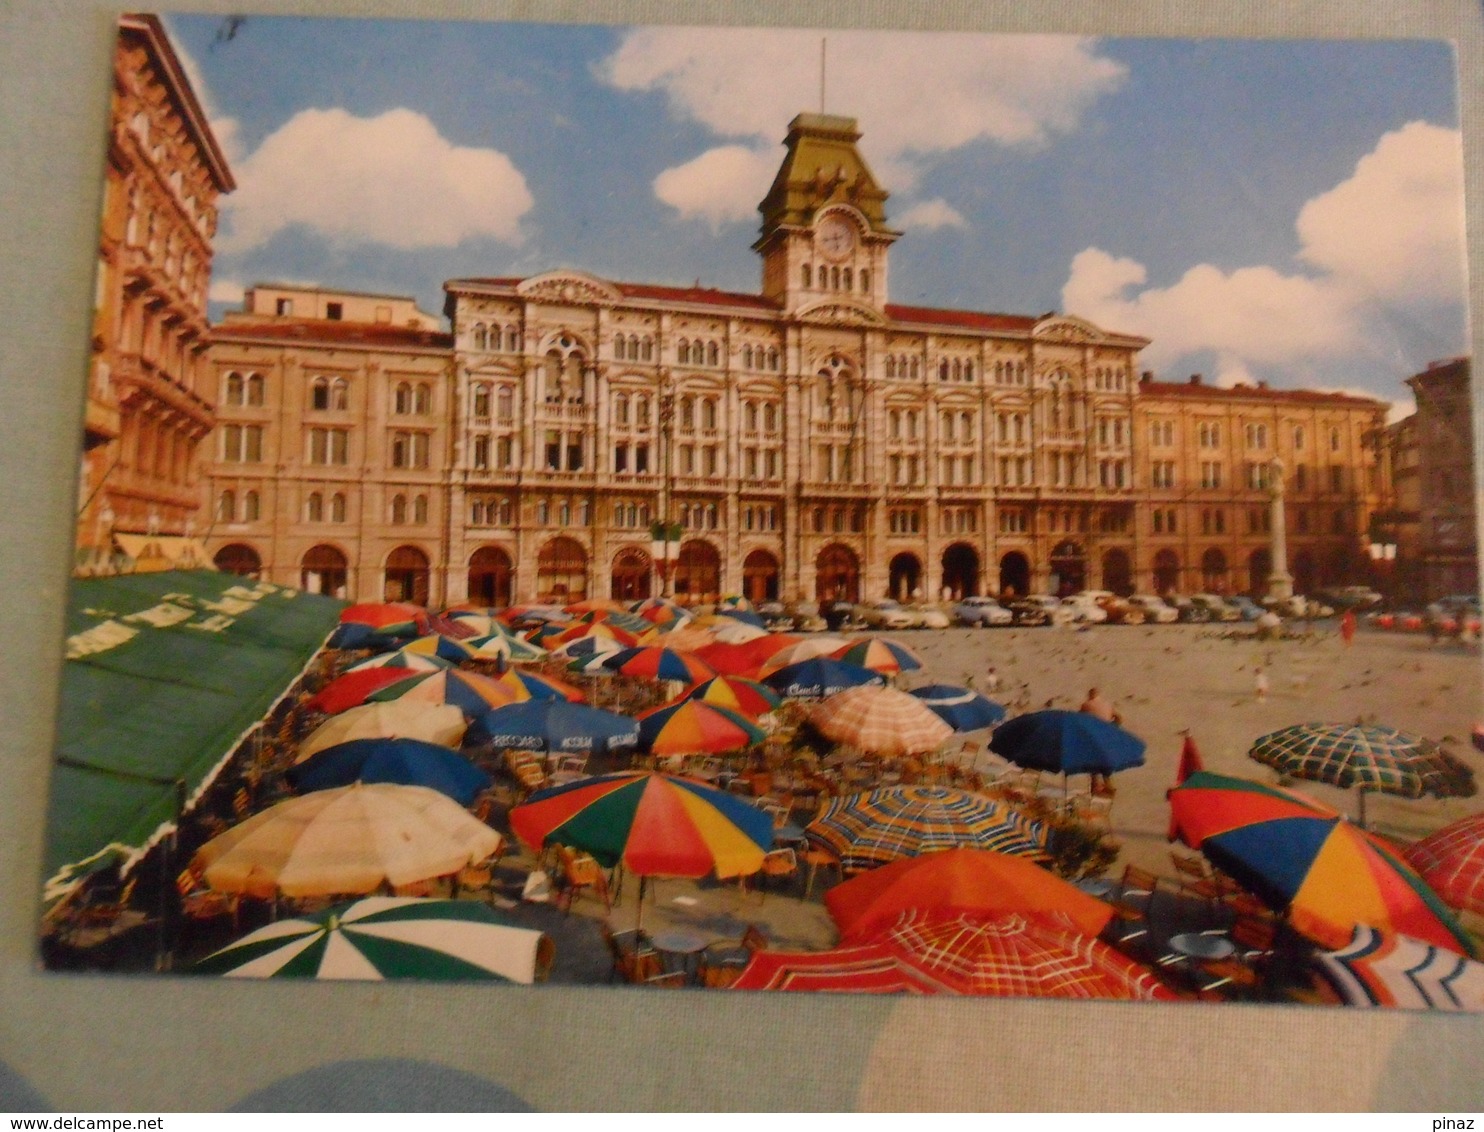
[730,942,955,994]
[339,602,428,632]
[1403,812,1484,915]
[305,668,424,716]
[695,635,800,677]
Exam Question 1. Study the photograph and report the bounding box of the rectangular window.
[326,302,343,320]
[545,430,561,470]
[1329,465,1343,492]
[614,444,628,473]
[635,444,649,474]
[275,298,293,316]
[567,438,583,471]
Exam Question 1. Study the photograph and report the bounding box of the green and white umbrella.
[194,897,552,983]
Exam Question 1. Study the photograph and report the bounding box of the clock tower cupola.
[754,113,899,313]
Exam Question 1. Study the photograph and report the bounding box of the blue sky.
[164,15,1469,414]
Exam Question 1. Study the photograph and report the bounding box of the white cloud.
[1297,121,1467,305]
[1061,123,1467,389]
[207,278,244,303]
[894,199,967,230]
[220,108,533,253]
[652,145,777,228]
[601,29,1124,222]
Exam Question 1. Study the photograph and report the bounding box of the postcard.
[44,12,1483,1009]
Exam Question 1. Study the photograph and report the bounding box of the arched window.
[473,435,490,469]
[615,394,629,426]
[764,403,777,434]
[677,338,690,364]
[842,267,852,290]
[391,494,407,524]
[680,396,695,430]
[414,494,428,524]
[246,373,265,406]
[742,345,754,369]
[744,401,757,432]
[578,500,590,525]
[473,384,491,418]
[768,348,779,371]
[306,492,323,523]
[311,376,330,410]
[802,264,812,288]
[558,500,570,526]
[330,493,345,523]
[701,398,717,431]
[706,342,718,366]
[473,323,487,349]
[505,326,522,353]
[860,269,870,293]
[394,382,412,414]
[217,490,234,522]
[496,386,513,423]
[330,378,348,410]
[413,383,431,414]
[636,395,650,427]
[224,372,243,406]
[244,490,260,522]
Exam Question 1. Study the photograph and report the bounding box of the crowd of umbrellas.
[169,595,1484,1007]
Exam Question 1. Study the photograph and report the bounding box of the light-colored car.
[1059,593,1110,623]
[1128,594,1179,623]
[1022,594,1078,626]
[1095,595,1147,625]
[952,596,1015,627]
[854,598,919,630]
[1191,593,1242,622]
[906,603,951,629]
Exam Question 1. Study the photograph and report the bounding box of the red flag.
[1166,734,1206,840]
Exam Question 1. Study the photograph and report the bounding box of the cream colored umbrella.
[193,783,505,900]
[296,701,467,763]
[810,685,954,757]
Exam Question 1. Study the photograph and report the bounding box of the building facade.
[80,13,234,566]
[206,113,1389,607]
[1406,356,1478,598]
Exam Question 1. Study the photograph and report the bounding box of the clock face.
[816,215,857,261]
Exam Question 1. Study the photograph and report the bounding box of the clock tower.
[754,113,899,314]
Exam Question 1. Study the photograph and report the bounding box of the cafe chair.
[557,846,611,914]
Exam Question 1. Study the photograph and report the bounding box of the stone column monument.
[1266,455,1295,602]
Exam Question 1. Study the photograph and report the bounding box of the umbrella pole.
[1357,788,1368,830]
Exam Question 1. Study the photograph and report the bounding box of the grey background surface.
[3,0,1483,1110]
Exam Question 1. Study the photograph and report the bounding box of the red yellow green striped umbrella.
[1170,770,1476,955]
[345,649,454,674]
[674,675,783,719]
[497,668,585,703]
[830,637,924,675]
[367,668,524,717]
[602,646,716,684]
[509,772,775,926]
[636,699,766,756]
[549,621,643,649]
[399,633,480,662]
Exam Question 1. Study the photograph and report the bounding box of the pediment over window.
[517,271,622,305]
[796,299,887,326]
[1032,315,1105,343]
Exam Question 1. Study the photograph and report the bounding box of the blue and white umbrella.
[761,657,886,700]
[286,737,492,806]
[468,700,640,757]
[908,684,1007,732]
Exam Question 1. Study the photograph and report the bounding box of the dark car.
[822,601,866,632]
[1002,599,1052,627]
[1164,594,1212,624]
[757,600,796,632]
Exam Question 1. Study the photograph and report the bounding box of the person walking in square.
[1254,665,1269,702]
[1340,608,1357,648]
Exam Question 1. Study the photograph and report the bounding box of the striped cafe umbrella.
[399,633,481,663]
[825,847,1113,944]
[636,699,767,757]
[296,700,468,762]
[1169,770,1476,955]
[287,737,492,806]
[730,941,956,995]
[674,675,783,719]
[195,897,552,984]
[498,668,585,703]
[304,667,426,716]
[1249,722,1476,828]
[881,911,1177,1001]
[346,649,454,674]
[1312,924,1484,1011]
[762,657,886,701]
[632,596,689,624]
[1403,811,1484,915]
[908,684,1007,733]
[509,771,774,928]
[830,637,925,675]
[549,621,644,650]
[339,602,428,635]
[602,646,716,684]
[464,631,549,664]
[551,633,627,659]
[367,668,524,718]
[810,686,954,757]
[806,785,1046,873]
[193,783,505,900]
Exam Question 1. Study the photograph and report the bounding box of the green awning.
[45,569,345,897]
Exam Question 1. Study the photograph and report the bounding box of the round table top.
[1073,877,1116,900]
[648,928,708,955]
[1168,932,1236,961]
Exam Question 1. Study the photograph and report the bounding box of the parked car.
[952,596,1015,627]
[1002,598,1053,627]
[1019,594,1078,626]
[1095,594,1147,625]
[1262,594,1335,619]
[788,602,828,632]
[854,599,918,630]
[906,603,952,629]
[1127,594,1179,623]
[1191,593,1242,622]
[757,600,796,632]
[1059,592,1110,624]
[821,601,864,632]
[1164,594,1212,624]
[1317,585,1385,611]
[1222,595,1262,620]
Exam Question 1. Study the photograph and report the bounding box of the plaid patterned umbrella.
[1313,925,1484,1011]
[1403,812,1484,915]
[806,785,1046,872]
[729,942,955,994]
[882,912,1177,1001]
[810,686,954,756]
[830,637,924,675]
[1249,724,1475,825]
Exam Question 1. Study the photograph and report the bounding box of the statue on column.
[1265,455,1295,603]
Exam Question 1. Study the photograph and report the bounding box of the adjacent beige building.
[206,112,1390,608]
[1406,356,1477,598]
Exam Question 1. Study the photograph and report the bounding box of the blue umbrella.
[468,701,640,757]
[761,658,886,700]
[286,738,492,805]
[988,710,1146,775]
[326,622,385,650]
[909,684,1007,732]
[716,608,767,629]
